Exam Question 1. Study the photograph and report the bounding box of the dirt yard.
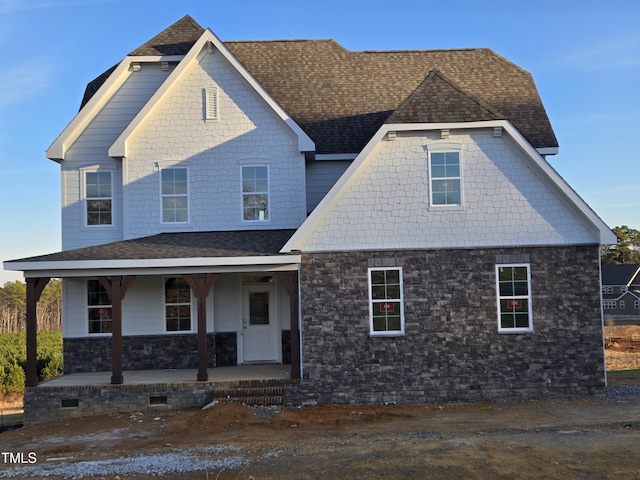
[1,326,639,479]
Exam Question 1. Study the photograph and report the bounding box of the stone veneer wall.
[23,383,216,426]
[286,245,605,406]
[63,332,238,372]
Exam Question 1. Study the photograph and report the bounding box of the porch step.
[214,384,285,406]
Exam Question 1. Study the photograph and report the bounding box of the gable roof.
[79,15,558,155]
[602,264,640,286]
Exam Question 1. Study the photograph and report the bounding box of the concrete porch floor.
[39,364,291,387]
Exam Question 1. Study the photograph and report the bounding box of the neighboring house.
[5,16,616,408]
[601,264,640,324]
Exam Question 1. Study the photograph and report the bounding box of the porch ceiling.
[4,230,300,277]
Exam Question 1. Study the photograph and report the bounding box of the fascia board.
[5,255,301,277]
[109,29,314,158]
[282,120,615,252]
[46,60,133,161]
[498,121,616,245]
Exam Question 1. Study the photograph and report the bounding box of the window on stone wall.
[368,268,404,336]
[165,277,192,332]
[496,264,533,333]
[87,280,112,334]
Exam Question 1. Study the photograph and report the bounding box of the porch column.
[277,271,301,379]
[25,277,50,387]
[99,276,136,385]
[183,274,219,382]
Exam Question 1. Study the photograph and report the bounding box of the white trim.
[281,120,616,252]
[160,166,190,224]
[495,263,533,334]
[537,147,559,156]
[204,86,219,121]
[163,276,195,334]
[109,30,314,158]
[427,145,464,210]
[368,267,405,336]
[7,255,301,277]
[86,278,112,336]
[241,164,270,222]
[82,167,116,228]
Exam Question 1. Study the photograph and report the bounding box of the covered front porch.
[4,230,302,393]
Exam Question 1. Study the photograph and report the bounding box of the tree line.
[0,279,62,333]
[602,226,640,265]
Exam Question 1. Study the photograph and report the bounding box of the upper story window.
[85,171,112,226]
[605,286,614,294]
[368,267,405,336]
[621,286,628,294]
[428,151,462,207]
[161,167,188,223]
[242,166,269,221]
[496,264,533,333]
[87,279,112,334]
[164,277,192,332]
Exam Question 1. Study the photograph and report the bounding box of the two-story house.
[5,16,616,416]
[602,264,640,324]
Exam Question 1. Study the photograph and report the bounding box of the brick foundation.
[287,245,606,406]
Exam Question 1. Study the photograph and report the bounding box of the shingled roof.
[6,230,297,264]
[81,15,558,154]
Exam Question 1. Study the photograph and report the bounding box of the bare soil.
[1,326,639,479]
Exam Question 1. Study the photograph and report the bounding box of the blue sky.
[1,0,639,284]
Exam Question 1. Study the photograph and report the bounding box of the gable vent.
[204,87,219,120]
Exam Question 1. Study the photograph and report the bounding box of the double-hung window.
[87,280,112,334]
[368,268,404,335]
[242,166,269,221]
[429,151,461,206]
[161,167,188,223]
[165,277,192,332]
[496,264,533,333]
[85,171,112,226]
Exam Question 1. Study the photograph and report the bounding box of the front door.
[242,285,279,363]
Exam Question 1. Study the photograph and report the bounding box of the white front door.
[241,285,279,363]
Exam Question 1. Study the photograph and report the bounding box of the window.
[242,166,269,221]
[85,171,112,226]
[161,168,188,223]
[603,300,616,309]
[619,301,625,309]
[165,277,192,332]
[605,286,614,294]
[368,268,404,335]
[429,151,461,206]
[621,286,628,294]
[87,280,112,334]
[496,264,533,332]
[635,300,639,309]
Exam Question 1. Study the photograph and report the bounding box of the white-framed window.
[161,167,189,223]
[428,151,462,207]
[87,279,112,334]
[242,165,269,221]
[605,286,614,294]
[603,300,616,309]
[85,170,112,226]
[635,300,639,309]
[620,301,625,309]
[496,264,533,333]
[368,267,404,336]
[164,277,192,332]
[621,286,628,294]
